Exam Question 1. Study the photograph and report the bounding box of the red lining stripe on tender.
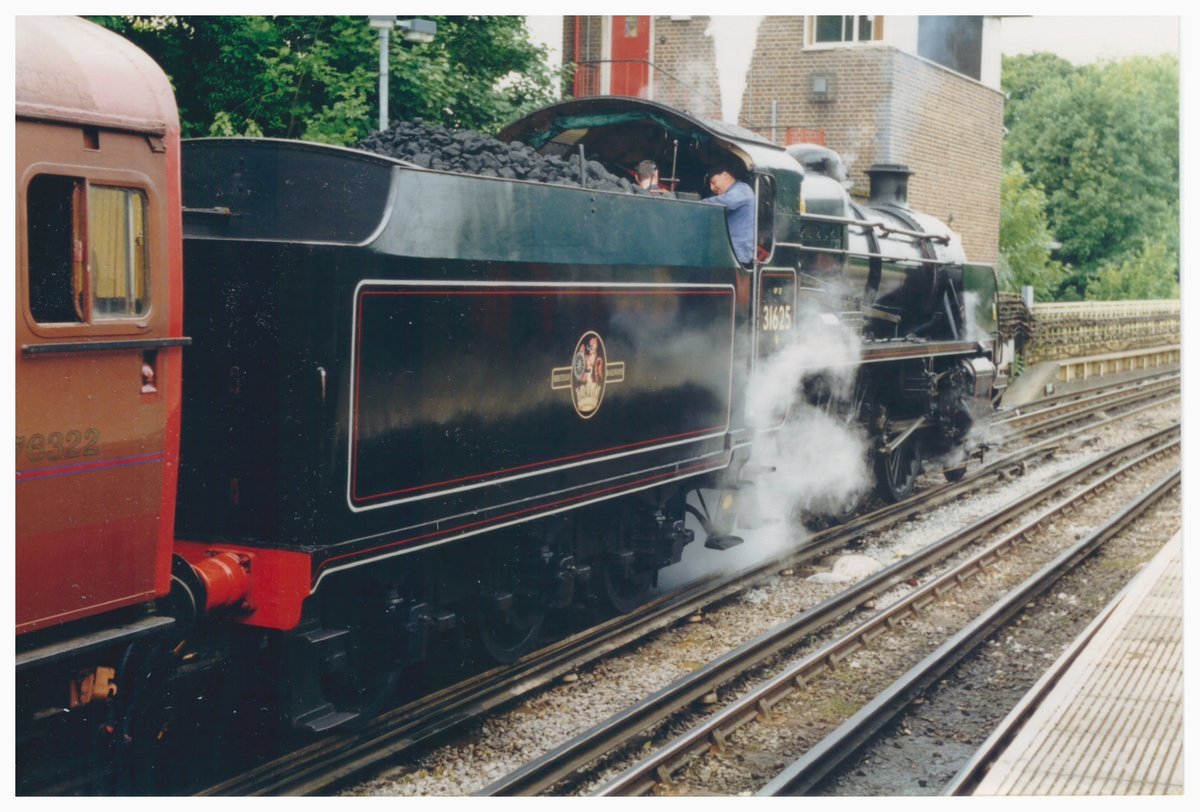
[322,459,721,574]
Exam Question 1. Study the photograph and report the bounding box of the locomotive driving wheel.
[824,484,869,525]
[877,438,922,502]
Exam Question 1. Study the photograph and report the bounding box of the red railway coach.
[15,15,188,712]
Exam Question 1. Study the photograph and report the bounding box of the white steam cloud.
[659,305,870,588]
[746,307,869,532]
[705,16,763,125]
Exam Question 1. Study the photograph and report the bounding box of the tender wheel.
[877,439,922,502]
[478,603,544,663]
[314,581,410,725]
[597,552,654,615]
[320,641,402,724]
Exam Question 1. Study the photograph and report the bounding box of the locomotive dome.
[785,143,849,184]
[16,16,179,135]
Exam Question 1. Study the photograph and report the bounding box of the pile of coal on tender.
[356,119,640,194]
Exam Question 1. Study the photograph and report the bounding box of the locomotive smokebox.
[866,163,914,209]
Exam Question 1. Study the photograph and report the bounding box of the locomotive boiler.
[16,17,1001,786]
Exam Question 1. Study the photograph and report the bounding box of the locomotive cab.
[499,96,798,268]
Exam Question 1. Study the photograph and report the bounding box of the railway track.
[201,372,1180,796]
[760,466,1179,795]
[993,371,1178,437]
[483,426,1179,795]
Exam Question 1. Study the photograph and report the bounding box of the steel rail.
[996,379,1179,434]
[759,466,1180,796]
[479,427,1178,796]
[994,370,1179,420]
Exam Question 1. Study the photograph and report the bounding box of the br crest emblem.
[551,330,625,419]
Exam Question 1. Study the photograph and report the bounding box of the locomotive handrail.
[774,241,955,266]
[799,212,950,245]
[877,224,950,245]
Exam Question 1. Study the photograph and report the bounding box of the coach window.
[27,174,149,325]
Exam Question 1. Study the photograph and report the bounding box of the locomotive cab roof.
[499,96,802,197]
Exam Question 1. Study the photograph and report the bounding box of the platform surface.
[973,531,1183,795]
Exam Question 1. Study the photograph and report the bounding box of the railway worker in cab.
[635,159,672,195]
[704,165,755,265]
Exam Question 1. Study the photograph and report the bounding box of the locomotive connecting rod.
[881,416,927,456]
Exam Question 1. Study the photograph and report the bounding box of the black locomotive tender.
[179,97,1001,730]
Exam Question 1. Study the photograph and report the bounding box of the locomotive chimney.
[866,163,913,209]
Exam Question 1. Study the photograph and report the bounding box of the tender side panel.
[348,281,736,511]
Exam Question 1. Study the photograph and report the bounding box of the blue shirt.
[703,180,755,264]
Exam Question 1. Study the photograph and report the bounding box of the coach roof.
[16,16,179,136]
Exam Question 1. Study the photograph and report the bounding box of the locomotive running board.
[860,338,986,363]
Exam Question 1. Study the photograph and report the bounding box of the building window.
[27,174,149,324]
[917,16,983,81]
[809,16,884,46]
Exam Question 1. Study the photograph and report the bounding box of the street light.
[397,18,437,43]
[368,16,438,131]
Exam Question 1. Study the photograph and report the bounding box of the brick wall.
[645,17,722,119]
[734,17,1002,263]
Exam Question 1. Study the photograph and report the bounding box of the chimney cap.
[866,163,914,176]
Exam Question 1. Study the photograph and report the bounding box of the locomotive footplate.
[860,338,990,364]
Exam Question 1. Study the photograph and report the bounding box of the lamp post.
[367,16,438,132]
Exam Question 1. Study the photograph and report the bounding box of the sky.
[999,15,1179,64]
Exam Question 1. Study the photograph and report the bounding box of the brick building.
[562,15,1003,262]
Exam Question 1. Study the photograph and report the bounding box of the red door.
[610,16,650,97]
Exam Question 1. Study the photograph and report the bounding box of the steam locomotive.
[15,17,1001,783]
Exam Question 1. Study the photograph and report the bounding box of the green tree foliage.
[387,16,561,133]
[1001,54,1179,299]
[90,15,561,144]
[1001,52,1075,134]
[998,162,1066,300]
[1087,239,1179,301]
